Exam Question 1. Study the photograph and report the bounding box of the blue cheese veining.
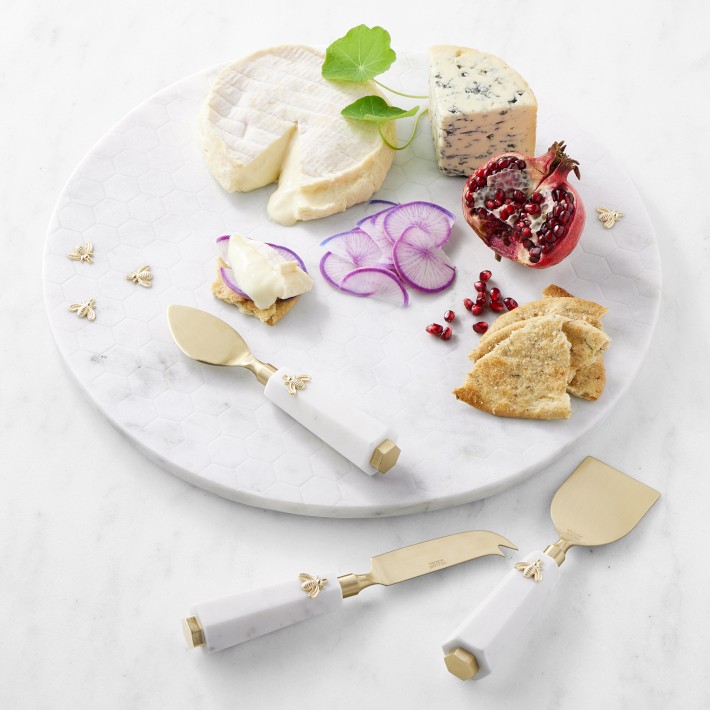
[428,46,537,176]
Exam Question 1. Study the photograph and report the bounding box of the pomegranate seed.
[512,189,526,203]
[475,176,486,187]
[530,192,544,204]
[516,159,526,169]
[474,280,486,292]
[521,226,532,238]
[479,270,492,281]
[426,323,444,336]
[485,199,495,210]
[503,297,518,311]
[524,203,541,216]
[475,293,487,306]
[444,310,455,323]
[490,287,501,301]
[473,321,488,334]
[553,225,566,238]
[490,300,505,313]
[463,298,474,311]
[441,326,453,341]
[494,189,505,202]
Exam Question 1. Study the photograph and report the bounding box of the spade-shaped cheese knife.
[167,305,400,475]
[442,457,660,680]
[182,530,516,653]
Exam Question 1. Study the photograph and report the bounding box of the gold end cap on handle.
[444,647,479,680]
[182,616,205,649]
[370,439,400,474]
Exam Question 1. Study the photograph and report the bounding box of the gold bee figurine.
[67,241,94,263]
[69,298,96,321]
[514,558,543,583]
[597,207,624,229]
[298,573,328,599]
[126,265,153,288]
[283,373,311,396]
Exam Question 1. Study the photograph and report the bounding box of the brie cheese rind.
[429,45,537,176]
[199,45,395,226]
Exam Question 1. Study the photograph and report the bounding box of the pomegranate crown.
[548,140,581,180]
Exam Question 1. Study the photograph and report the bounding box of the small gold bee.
[514,558,543,583]
[298,573,328,599]
[69,298,96,321]
[283,373,311,396]
[67,241,94,263]
[597,207,624,229]
[126,264,153,288]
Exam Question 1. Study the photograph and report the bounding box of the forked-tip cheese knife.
[442,457,660,681]
[167,304,400,476]
[182,530,516,653]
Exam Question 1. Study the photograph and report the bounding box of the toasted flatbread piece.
[542,284,608,400]
[487,296,607,334]
[454,315,572,419]
[211,261,299,326]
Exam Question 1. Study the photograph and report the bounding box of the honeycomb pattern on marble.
[43,56,662,516]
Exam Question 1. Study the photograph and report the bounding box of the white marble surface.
[2,1,709,708]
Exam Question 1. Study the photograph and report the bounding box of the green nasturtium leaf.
[322,25,396,82]
[341,96,419,123]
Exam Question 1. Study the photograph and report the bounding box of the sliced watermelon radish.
[340,267,409,307]
[383,201,455,247]
[356,206,398,266]
[319,251,360,289]
[392,225,456,293]
[319,228,384,268]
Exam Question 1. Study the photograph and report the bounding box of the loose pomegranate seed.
[474,280,486,292]
[463,298,474,311]
[471,303,485,315]
[444,310,455,323]
[490,300,505,313]
[473,321,488,334]
[490,287,501,301]
[475,293,487,306]
[426,323,444,336]
[441,326,453,341]
[503,297,518,311]
[479,270,492,281]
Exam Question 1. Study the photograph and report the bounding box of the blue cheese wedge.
[429,46,537,176]
[199,45,395,226]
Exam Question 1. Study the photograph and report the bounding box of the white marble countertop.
[2,1,709,708]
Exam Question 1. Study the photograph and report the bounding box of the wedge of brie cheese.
[199,45,395,226]
[429,46,537,176]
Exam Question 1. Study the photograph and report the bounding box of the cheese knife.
[167,304,400,476]
[442,457,660,680]
[182,530,516,653]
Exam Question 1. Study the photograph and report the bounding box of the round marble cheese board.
[43,53,661,517]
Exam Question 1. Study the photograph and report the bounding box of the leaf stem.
[379,108,429,151]
[373,78,428,100]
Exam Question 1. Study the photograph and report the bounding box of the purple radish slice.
[319,251,359,289]
[220,265,248,297]
[216,235,231,264]
[320,228,384,268]
[383,201,455,247]
[266,243,308,273]
[340,267,409,307]
[357,206,398,266]
[392,225,456,293]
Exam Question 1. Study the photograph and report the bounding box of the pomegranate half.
[462,141,586,268]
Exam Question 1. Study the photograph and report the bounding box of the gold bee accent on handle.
[126,265,153,288]
[298,573,328,599]
[283,374,311,396]
[67,241,94,263]
[69,298,96,321]
[514,558,543,583]
[597,207,624,229]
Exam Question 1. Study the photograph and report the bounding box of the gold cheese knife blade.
[184,530,517,652]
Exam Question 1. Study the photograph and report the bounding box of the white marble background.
[1,1,708,708]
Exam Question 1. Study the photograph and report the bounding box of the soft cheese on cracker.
[199,45,395,225]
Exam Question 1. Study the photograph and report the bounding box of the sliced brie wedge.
[199,45,395,225]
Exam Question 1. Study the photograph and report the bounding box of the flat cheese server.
[182,530,516,653]
[442,456,660,681]
[167,305,399,475]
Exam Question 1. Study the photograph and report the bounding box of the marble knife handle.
[263,367,400,475]
[184,572,343,653]
[442,551,561,680]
